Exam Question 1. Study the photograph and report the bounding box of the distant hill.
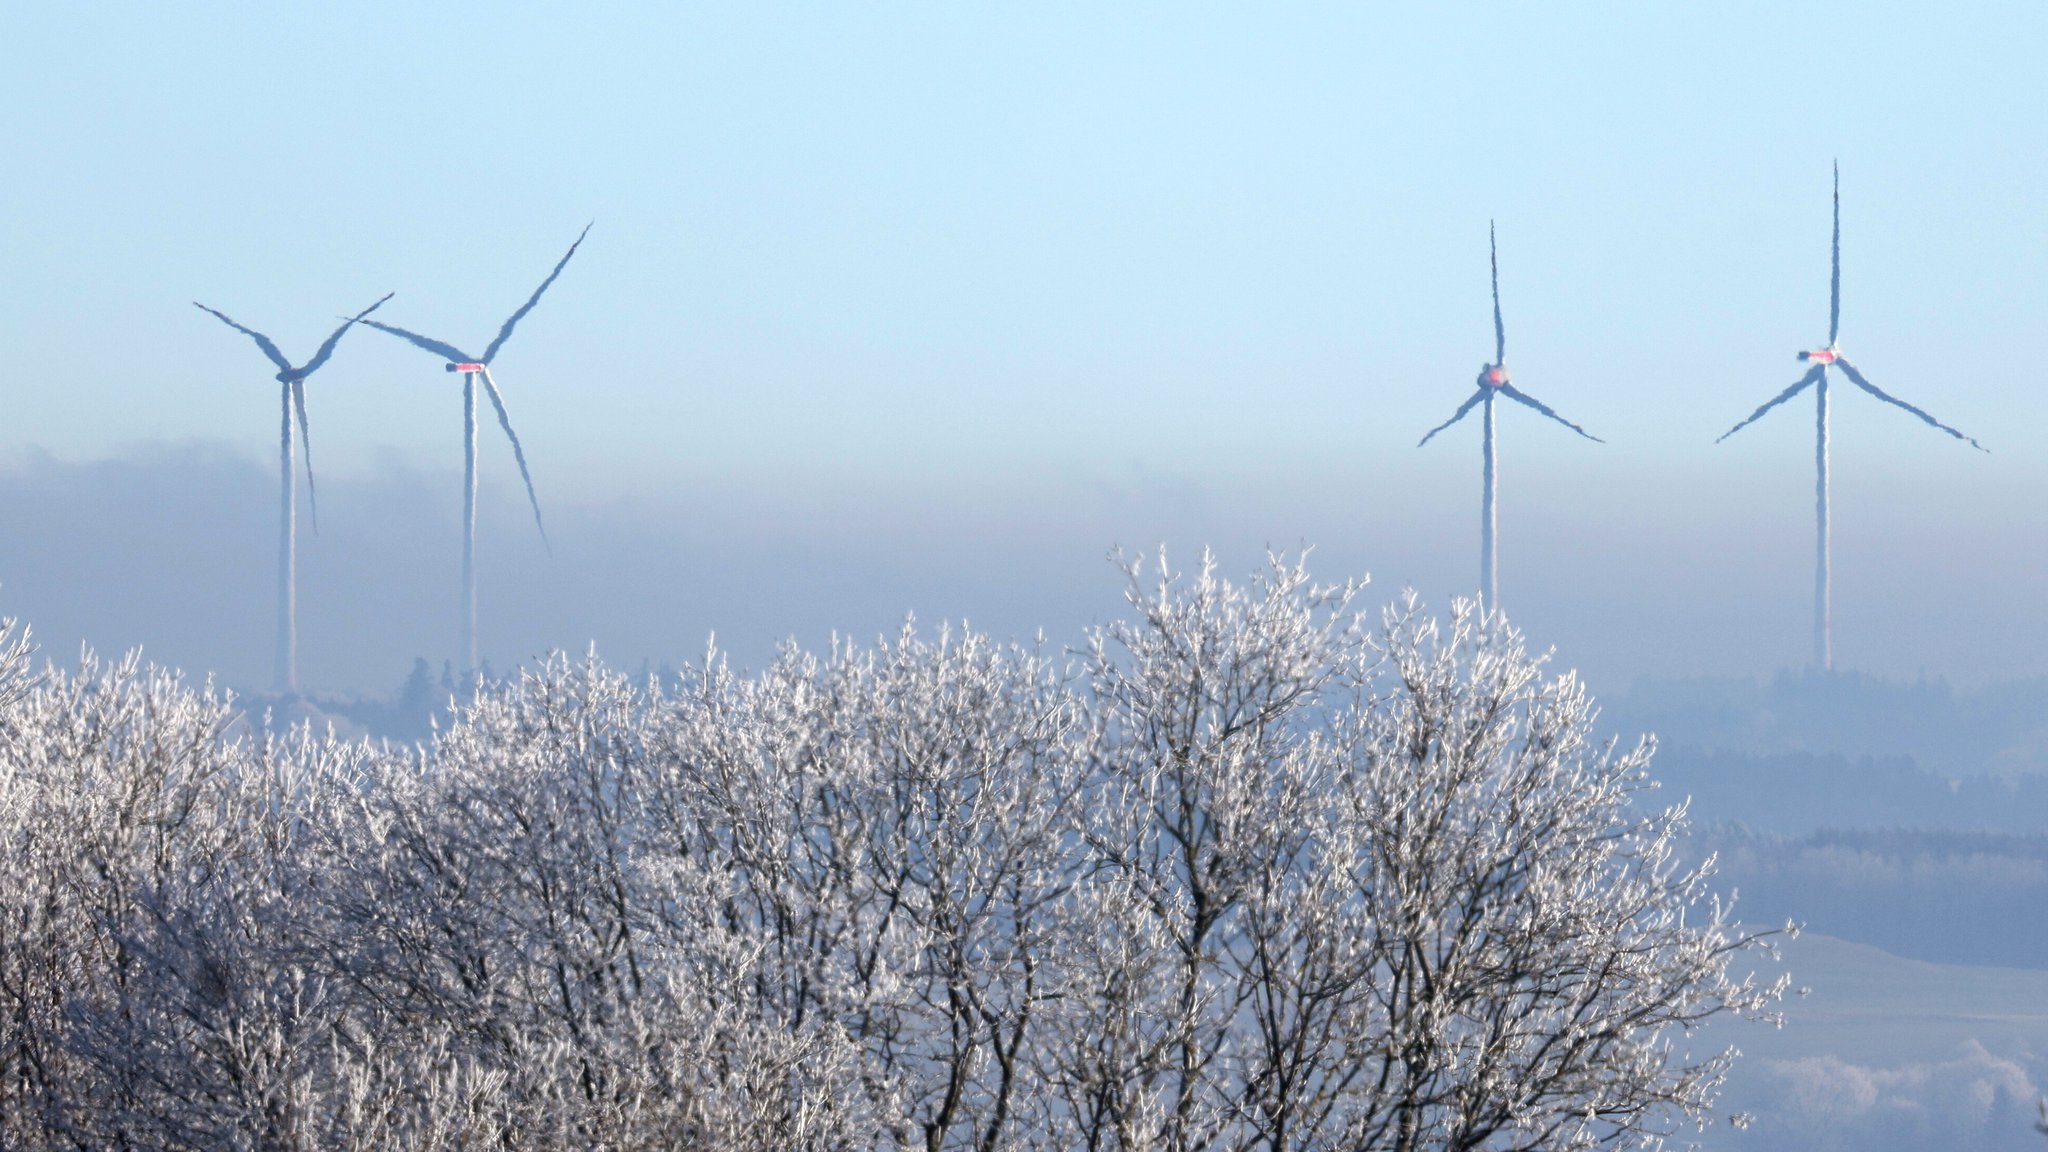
[1605,669,2048,778]
[1647,748,2048,834]
[1698,828,2048,970]
[1600,670,2048,975]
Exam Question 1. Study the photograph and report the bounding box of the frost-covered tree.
[0,556,1786,1150]
[1323,593,1787,1151]
[1041,553,1369,1151]
[1038,556,1786,1152]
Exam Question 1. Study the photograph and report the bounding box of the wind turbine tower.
[362,224,589,675]
[1715,164,1983,670]
[194,293,393,691]
[1419,223,1602,611]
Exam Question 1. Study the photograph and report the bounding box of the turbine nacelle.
[446,361,487,374]
[1480,364,1510,388]
[1797,348,1838,365]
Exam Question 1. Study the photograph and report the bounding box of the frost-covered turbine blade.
[1835,357,1986,451]
[1490,221,1506,365]
[481,222,592,365]
[291,378,319,533]
[1418,388,1489,447]
[1715,365,1824,443]
[1499,383,1603,442]
[1829,161,1842,347]
[477,368,550,550]
[299,292,393,379]
[359,319,473,365]
[193,303,292,374]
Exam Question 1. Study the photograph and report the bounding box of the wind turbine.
[360,223,589,674]
[194,293,393,693]
[1714,164,1983,671]
[1418,222,1601,611]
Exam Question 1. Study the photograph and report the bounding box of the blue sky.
[2,3,2046,689]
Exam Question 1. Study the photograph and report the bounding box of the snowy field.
[1711,933,2048,1151]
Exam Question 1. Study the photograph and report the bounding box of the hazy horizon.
[1,435,2041,698]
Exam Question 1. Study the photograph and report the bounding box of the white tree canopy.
[0,556,1787,1151]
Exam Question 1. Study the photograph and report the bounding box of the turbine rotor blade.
[358,319,473,365]
[291,378,319,533]
[477,367,550,550]
[1418,388,1489,447]
[1715,365,1825,443]
[193,303,292,374]
[299,291,394,379]
[1834,357,1986,452]
[481,221,592,365]
[1490,221,1505,365]
[1829,161,1842,347]
[1498,383,1603,442]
